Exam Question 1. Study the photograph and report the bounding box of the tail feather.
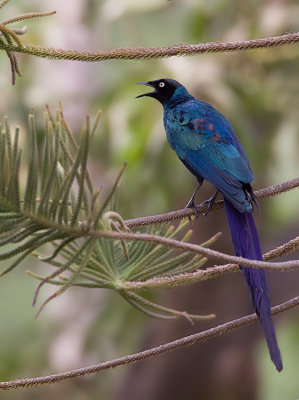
[224,199,282,371]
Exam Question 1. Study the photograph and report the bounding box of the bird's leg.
[185,182,203,219]
[202,190,219,218]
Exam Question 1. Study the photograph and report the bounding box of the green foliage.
[0,106,216,321]
[0,105,98,277]
[32,219,214,321]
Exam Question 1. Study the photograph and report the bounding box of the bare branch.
[125,177,299,228]
[1,294,298,389]
[264,236,299,260]
[122,264,238,290]
[121,236,299,290]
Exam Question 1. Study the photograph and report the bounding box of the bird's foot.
[202,190,218,218]
[185,199,199,221]
[184,182,203,222]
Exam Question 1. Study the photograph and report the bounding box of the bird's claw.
[201,191,218,219]
[185,199,199,221]
[202,200,212,219]
[184,182,203,222]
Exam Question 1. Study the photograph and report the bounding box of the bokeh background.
[0,0,299,399]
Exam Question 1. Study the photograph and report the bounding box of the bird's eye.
[159,82,165,88]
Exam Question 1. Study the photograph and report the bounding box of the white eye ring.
[159,82,165,88]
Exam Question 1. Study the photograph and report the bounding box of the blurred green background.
[0,0,299,399]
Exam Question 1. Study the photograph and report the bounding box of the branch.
[0,5,55,84]
[17,173,298,277]
[263,235,299,260]
[1,109,298,321]
[0,33,299,62]
[1,293,298,390]
[125,176,299,228]
[24,213,299,272]
[121,236,299,290]
[1,12,56,26]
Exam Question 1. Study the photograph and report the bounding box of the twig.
[121,236,299,290]
[20,173,299,274]
[123,264,239,290]
[24,210,299,272]
[0,0,9,10]
[1,11,56,26]
[264,236,299,260]
[1,294,298,390]
[0,7,56,85]
[125,177,299,228]
[0,33,298,62]
[97,232,299,271]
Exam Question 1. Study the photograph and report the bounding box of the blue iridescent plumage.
[137,78,282,371]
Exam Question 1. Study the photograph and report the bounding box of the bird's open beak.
[136,81,156,98]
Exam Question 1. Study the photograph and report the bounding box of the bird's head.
[136,79,188,104]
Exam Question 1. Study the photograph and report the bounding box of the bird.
[137,78,282,371]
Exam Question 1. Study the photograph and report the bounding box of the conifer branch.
[0,0,298,84]
[0,106,218,322]
[0,32,298,63]
[121,236,299,290]
[78,229,299,271]
[0,1,55,84]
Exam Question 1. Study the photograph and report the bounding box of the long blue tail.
[224,199,282,371]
